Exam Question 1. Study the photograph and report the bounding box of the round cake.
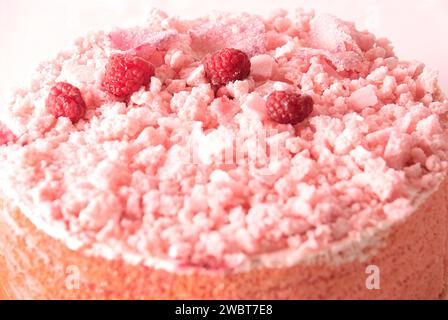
[1,9,447,299]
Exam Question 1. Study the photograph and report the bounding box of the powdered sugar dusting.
[0,10,447,271]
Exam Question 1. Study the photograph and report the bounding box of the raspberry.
[102,53,155,99]
[46,82,87,123]
[266,91,314,125]
[204,48,251,88]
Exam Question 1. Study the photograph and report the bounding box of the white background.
[1,0,447,106]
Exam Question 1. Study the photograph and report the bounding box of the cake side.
[1,178,446,299]
[0,9,448,275]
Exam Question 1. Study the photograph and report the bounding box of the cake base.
[1,180,447,300]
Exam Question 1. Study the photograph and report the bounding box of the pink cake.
[1,9,448,299]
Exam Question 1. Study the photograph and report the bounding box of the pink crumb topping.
[1,9,447,270]
[0,122,16,145]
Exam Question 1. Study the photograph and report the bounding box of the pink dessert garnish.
[266,91,314,125]
[109,29,179,67]
[190,12,267,57]
[0,122,16,145]
[46,82,87,123]
[204,48,251,88]
[101,53,155,99]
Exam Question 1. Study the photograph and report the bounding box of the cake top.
[1,9,447,271]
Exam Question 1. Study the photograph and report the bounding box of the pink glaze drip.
[0,10,447,271]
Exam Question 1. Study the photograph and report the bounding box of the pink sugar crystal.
[250,54,276,80]
[297,48,363,72]
[1,10,447,270]
[311,14,362,53]
[109,28,178,52]
[109,28,178,65]
[190,12,267,57]
[349,85,379,109]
